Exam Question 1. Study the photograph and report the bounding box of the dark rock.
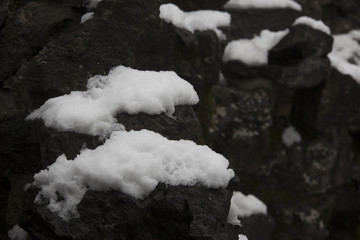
[225,9,301,40]
[294,68,360,132]
[0,120,100,176]
[22,184,232,240]
[117,105,202,143]
[239,214,275,240]
[321,0,360,34]
[212,84,274,175]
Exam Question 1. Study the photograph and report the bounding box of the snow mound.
[228,191,267,226]
[26,66,199,137]
[282,126,301,147]
[80,12,94,24]
[328,30,360,83]
[159,3,231,39]
[224,0,302,11]
[293,16,330,35]
[238,234,248,240]
[222,29,289,65]
[8,225,28,240]
[32,129,235,219]
[86,0,101,9]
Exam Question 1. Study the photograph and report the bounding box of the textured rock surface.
[1,0,360,239]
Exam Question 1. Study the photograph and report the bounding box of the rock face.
[22,185,232,240]
[1,0,360,240]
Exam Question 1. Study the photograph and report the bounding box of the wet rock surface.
[1,0,360,239]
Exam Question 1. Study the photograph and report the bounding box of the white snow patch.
[86,0,101,9]
[293,16,331,35]
[32,129,235,219]
[159,3,231,39]
[328,30,360,83]
[238,234,248,240]
[227,191,267,226]
[8,225,28,240]
[224,0,302,11]
[80,12,94,24]
[282,126,301,147]
[26,66,199,137]
[222,29,289,65]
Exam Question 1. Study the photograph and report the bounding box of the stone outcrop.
[1,0,360,240]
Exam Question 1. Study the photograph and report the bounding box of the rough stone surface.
[2,0,360,240]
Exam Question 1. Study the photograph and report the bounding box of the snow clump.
[86,0,101,9]
[159,3,231,39]
[32,129,235,219]
[238,234,249,240]
[80,12,94,24]
[293,16,331,35]
[26,66,199,137]
[282,126,302,147]
[228,191,267,226]
[8,225,28,240]
[328,30,360,83]
[222,29,289,65]
[224,0,302,11]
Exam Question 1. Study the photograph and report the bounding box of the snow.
[238,234,248,240]
[159,3,231,39]
[282,126,301,147]
[224,0,302,11]
[31,129,235,219]
[26,66,199,137]
[227,191,267,226]
[80,12,94,24]
[328,30,360,83]
[293,16,331,35]
[8,225,28,240]
[86,0,101,9]
[222,29,289,65]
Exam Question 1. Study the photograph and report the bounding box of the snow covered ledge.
[159,3,231,39]
[328,30,360,84]
[293,16,331,35]
[227,191,267,226]
[30,129,235,219]
[26,66,199,137]
[223,0,302,11]
[222,29,289,65]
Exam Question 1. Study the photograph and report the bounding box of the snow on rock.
[293,16,331,35]
[224,0,302,11]
[8,225,28,240]
[282,126,301,147]
[32,129,235,219]
[238,234,249,240]
[80,12,94,24]
[228,191,267,226]
[26,66,199,137]
[86,0,101,9]
[159,3,231,39]
[222,29,289,65]
[328,30,360,83]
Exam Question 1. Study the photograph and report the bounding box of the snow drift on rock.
[224,0,301,11]
[86,0,101,9]
[238,234,248,240]
[80,12,94,24]
[159,3,231,39]
[293,16,330,35]
[26,66,199,137]
[328,30,360,83]
[222,29,289,65]
[32,129,235,219]
[282,126,302,147]
[228,191,267,226]
[8,225,28,240]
